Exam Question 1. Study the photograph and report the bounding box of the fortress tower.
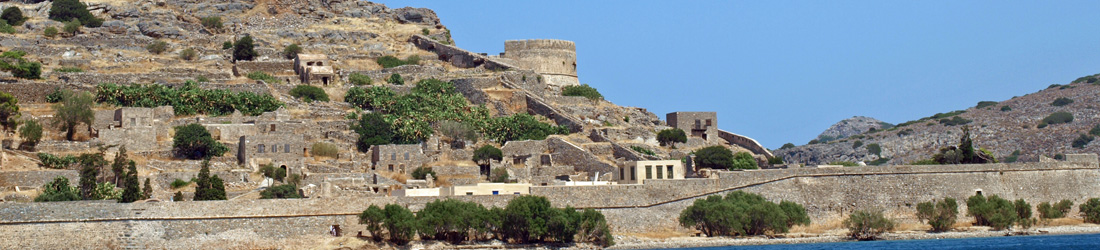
[500,39,579,86]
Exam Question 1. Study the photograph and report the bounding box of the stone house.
[616,160,685,184]
[294,54,334,85]
[666,112,718,140]
[95,107,173,152]
[370,144,428,173]
[238,134,307,176]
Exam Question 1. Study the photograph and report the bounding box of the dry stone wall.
[3,161,1100,247]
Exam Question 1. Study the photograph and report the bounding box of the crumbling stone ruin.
[294,54,334,85]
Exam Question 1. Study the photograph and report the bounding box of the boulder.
[393,7,440,25]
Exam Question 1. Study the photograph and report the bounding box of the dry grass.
[791,219,845,234]
[894,222,929,232]
[622,228,693,239]
[1042,217,1084,227]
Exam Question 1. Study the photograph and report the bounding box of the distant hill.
[811,116,892,144]
[775,74,1100,165]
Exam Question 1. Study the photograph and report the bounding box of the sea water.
[656,233,1100,250]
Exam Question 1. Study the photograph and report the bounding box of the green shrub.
[18,119,42,150]
[415,199,491,243]
[260,184,301,199]
[259,164,287,182]
[283,43,302,59]
[173,191,184,201]
[62,20,80,35]
[967,194,1018,230]
[376,55,420,68]
[233,35,258,62]
[1081,198,1100,223]
[679,191,809,237]
[916,197,958,232]
[96,82,283,116]
[37,153,78,169]
[193,160,226,201]
[694,146,735,170]
[1038,200,1073,219]
[1090,124,1100,137]
[630,146,655,156]
[289,85,329,102]
[0,91,18,132]
[939,116,972,126]
[172,124,228,159]
[0,20,14,34]
[867,157,890,166]
[976,101,998,109]
[867,143,882,156]
[52,90,94,141]
[348,73,372,85]
[1,50,41,79]
[146,40,168,54]
[247,71,279,83]
[1048,84,1062,89]
[200,16,222,30]
[657,128,687,146]
[1072,134,1094,149]
[1000,105,1011,112]
[55,67,83,73]
[562,84,603,100]
[49,0,102,27]
[844,210,894,240]
[351,112,408,152]
[473,145,503,166]
[179,48,197,61]
[490,168,510,183]
[2,7,26,26]
[170,179,191,189]
[1042,112,1074,125]
[435,120,478,144]
[1014,199,1035,229]
[482,113,568,142]
[779,143,795,150]
[34,176,80,202]
[731,151,758,170]
[310,142,339,158]
[411,166,435,180]
[382,204,418,244]
[43,27,58,38]
[767,156,785,165]
[222,41,233,50]
[1052,97,1074,106]
[386,73,404,85]
[852,140,863,149]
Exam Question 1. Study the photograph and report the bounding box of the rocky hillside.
[811,116,892,143]
[776,75,1100,165]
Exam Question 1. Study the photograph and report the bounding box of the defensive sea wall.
[1,162,1098,248]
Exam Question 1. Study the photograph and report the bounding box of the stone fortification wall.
[0,170,79,189]
[502,40,579,86]
[716,129,774,158]
[408,35,513,70]
[3,161,1099,247]
[341,65,447,86]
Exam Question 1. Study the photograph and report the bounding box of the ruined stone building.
[616,160,685,184]
[666,112,718,140]
[238,134,307,176]
[294,54,334,85]
[94,107,174,152]
[370,144,428,173]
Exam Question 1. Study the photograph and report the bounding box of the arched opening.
[322,77,329,86]
[280,165,288,176]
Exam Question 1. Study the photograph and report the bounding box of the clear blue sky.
[375,0,1100,149]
